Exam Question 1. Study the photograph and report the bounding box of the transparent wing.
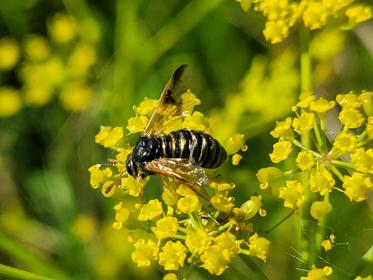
[145,158,209,194]
[142,64,190,136]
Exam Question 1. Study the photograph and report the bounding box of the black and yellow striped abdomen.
[158,129,227,169]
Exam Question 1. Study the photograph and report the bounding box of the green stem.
[331,159,354,170]
[292,139,321,158]
[0,264,56,280]
[237,255,269,280]
[208,221,232,236]
[299,26,315,269]
[0,233,67,279]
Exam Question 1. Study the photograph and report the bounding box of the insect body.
[125,65,227,188]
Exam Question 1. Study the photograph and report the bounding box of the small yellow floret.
[269,140,292,163]
[300,266,333,280]
[248,233,271,262]
[137,199,163,221]
[296,151,316,171]
[158,241,187,271]
[279,180,305,209]
[151,216,178,240]
[0,38,20,71]
[0,87,22,117]
[310,168,335,196]
[232,153,243,165]
[343,172,373,202]
[177,195,201,213]
[263,20,289,44]
[333,133,357,153]
[48,13,77,44]
[131,239,159,267]
[338,108,364,128]
[346,5,373,26]
[210,194,234,213]
[303,2,329,30]
[310,200,332,220]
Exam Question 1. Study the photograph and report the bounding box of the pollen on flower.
[302,2,329,30]
[292,112,315,135]
[121,176,144,197]
[177,195,201,213]
[151,216,178,240]
[263,20,289,44]
[185,229,211,255]
[269,140,292,163]
[232,153,243,165]
[95,126,124,148]
[137,199,163,221]
[310,168,335,196]
[350,148,373,174]
[279,180,305,209]
[321,239,333,251]
[131,239,159,267]
[210,194,234,213]
[343,172,373,202]
[296,151,316,171]
[333,133,357,153]
[338,108,365,128]
[270,117,294,140]
[158,241,187,271]
[346,5,373,25]
[248,233,271,262]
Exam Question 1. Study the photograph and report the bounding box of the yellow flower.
[355,276,373,280]
[303,2,329,30]
[121,176,144,197]
[131,239,158,267]
[336,92,362,108]
[309,97,335,114]
[137,199,163,221]
[279,180,305,209]
[127,116,148,134]
[176,184,197,196]
[295,92,315,109]
[151,216,178,240]
[310,201,332,220]
[68,43,97,77]
[0,87,22,117]
[300,266,333,280]
[24,86,54,107]
[269,140,292,163]
[59,82,92,111]
[101,181,116,197]
[270,117,294,140]
[359,90,373,116]
[310,168,335,195]
[333,133,357,153]
[162,186,179,206]
[234,195,266,220]
[163,273,178,280]
[177,195,201,213]
[95,126,123,148]
[248,233,271,262]
[181,90,201,115]
[338,108,364,128]
[232,153,243,165]
[343,172,373,202]
[292,112,315,135]
[224,133,247,155]
[321,239,333,251]
[257,0,289,21]
[88,164,104,188]
[256,167,285,190]
[215,232,240,257]
[210,181,235,192]
[48,13,77,44]
[182,111,210,132]
[322,0,353,14]
[368,116,373,139]
[113,202,130,230]
[0,38,20,71]
[185,229,211,255]
[351,148,373,173]
[296,151,316,171]
[23,35,50,62]
[263,20,289,44]
[136,98,158,116]
[211,194,234,213]
[158,241,187,271]
[346,5,373,26]
[200,245,231,275]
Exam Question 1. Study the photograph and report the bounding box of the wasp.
[126,65,227,189]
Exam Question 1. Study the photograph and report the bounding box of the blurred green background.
[0,0,372,279]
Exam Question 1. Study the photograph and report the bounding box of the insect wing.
[145,158,209,192]
[142,64,190,136]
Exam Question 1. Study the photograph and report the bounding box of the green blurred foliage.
[0,0,372,279]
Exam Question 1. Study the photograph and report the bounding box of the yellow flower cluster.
[240,0,373,44]
[0,12,99,117]
[89,93,268,276]
[258,91,372,220]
